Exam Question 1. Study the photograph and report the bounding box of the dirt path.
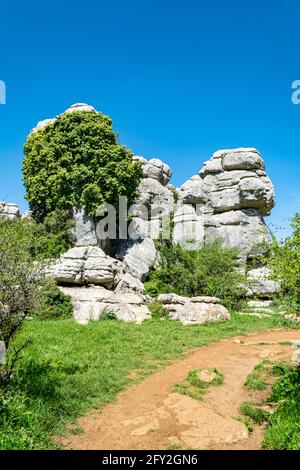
[63,329,300,450]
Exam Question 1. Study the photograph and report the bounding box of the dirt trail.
[63,329,300,450]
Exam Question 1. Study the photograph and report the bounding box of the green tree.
[262,214,300,311]
[23,111,141,221]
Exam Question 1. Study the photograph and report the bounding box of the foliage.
[263,364,300,450]
[0,312,287,449]
[23,111,142,221]
[239,402,269,425]
[31,209,75,259]
[244,370,267,391]
[31,280,73,320]
[145,240,246,310]
[261,214,300,312]
[147,301,169,320]
[99,310,118,321]
[174,367,224,400]
[0,219,41,383]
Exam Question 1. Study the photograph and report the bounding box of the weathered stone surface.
[179,175,207,205]
[204,209,270,260]
[157,293,230,325]
[30,103,97,134]
[47,246,119,288]
[59,285,150,324]
[246,266,280,298]
[115,271,145,294]
[134,157,172,186]
[116,238,157,281]
[173,204,205,250]
[130,177,174,220]
[65,103,97,114]
[0,202,21,220]
[72,207,98,246]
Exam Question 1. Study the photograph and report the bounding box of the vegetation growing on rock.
[145,240,246,311]
[261,214,300,312]
[23,111,142,221]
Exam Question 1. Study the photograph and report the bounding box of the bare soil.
[62,329,299,450]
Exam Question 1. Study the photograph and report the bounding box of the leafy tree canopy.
[23,111,141,221]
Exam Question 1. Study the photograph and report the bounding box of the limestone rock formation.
[246,266,280,298]
[46,246,120,289]
[0,202,21,220]
[115,238,157,282]
[20,103,279,320]
[59,285,150,325]
[158,293,230,325]
[175,148,275,264]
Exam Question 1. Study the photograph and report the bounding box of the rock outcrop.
[174,148,275,262]
[0,202,21,220]
[46,246,120,289]
[11,103,278,324]
[59,285,150,325]
[158,293,230,325]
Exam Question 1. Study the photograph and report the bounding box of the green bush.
[32,281,73,320]
[261,214,300,312]
[147,301,169,320]
[23,111,142,221]
[99,310,118,321]
[263,365,300,450]
[31,209,75,259]
[144,241,246,310]
[0,214,73,261]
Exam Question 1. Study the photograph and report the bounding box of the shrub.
[99,310,118,321]
[31,209,75,259]
[31,280,73,320]
[147,301,169,320]
[23,111,142,221]
[0,220,42,384]
[261,214,300,312]
[144,240,246,310]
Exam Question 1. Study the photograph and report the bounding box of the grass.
[174,367,224,400]
[244,360,274,391]
[0,312,297,450]
[263,364,300,450]
[240,359,300,450]
[239,402,269,425]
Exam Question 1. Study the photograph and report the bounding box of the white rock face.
[175,148,275,261]
[134,156,172,186]
[158,293,230,325]
[246,266,280,298]
[116,238,157,281]
[0,202,21,220]
[59,285,150,324]
[46,246,119,288]
[205,209,269,261]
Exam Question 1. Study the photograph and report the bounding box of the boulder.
[204,209,270,261]
[0,202,21,220]
[246,266,280,298]
[158,293,230,325]
[116,238,157,281]
[59,285,150,324]
[46,246,119,288]
[134,157,172,186]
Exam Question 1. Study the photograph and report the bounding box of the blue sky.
[0,0,299,237]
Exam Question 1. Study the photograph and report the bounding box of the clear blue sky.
[1,0,299,237]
